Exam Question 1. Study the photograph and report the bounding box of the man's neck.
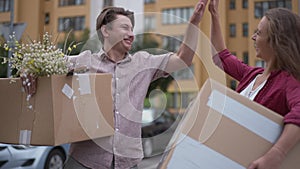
[104,45,127,63]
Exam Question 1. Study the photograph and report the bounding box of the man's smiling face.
[106,15,135,53]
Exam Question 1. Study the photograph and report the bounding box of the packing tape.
[206,90,282,143]
[62,83,74,99]
[167,134,245,169]
[77,74,91,95]
[19,130,32,145]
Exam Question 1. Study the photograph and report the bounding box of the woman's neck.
[264,59,275,75]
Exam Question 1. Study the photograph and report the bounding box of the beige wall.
[1,0,90,43]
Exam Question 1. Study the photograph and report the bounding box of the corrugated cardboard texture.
[159,78,300,169]
[0,78,23,142]
[0,74,114,146]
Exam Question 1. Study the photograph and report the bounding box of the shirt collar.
[98,49,132,64]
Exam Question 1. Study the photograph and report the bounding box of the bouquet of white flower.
[1,32,72,77]
[1,32,76,97]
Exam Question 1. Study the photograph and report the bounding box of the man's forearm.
[176,23,199,66]
[165,0,207,73]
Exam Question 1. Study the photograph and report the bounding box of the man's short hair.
[96,6,135,43]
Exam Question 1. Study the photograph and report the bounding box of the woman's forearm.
[273,123,300,156]
[210,13,226,53]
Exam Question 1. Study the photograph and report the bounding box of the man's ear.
[101,25,109,38]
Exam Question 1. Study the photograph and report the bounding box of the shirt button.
[116,77,119,80]
[116,111,119,114]
[116,128,119,131]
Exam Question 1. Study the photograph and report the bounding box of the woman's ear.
[101,25,109,38]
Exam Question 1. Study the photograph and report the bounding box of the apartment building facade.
[0,0,143,42]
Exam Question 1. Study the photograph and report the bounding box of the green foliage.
[146,76,173,98]
[0,36,8,77]
[130,33,159,54]
[57,28,90,55]
[144,98,151,108]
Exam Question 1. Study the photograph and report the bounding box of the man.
[64,0,208,168]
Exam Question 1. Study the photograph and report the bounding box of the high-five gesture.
[165,0,208,73]
[208,0,219,16]
[190,0,208,25]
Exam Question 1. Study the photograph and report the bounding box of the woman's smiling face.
[251,16,275,63]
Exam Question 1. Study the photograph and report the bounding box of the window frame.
[229,24,236,37]
[254,0,292,18]
[59,0,85,7]
[58,16,85,32]
[0,0,11,13]
[229,0,236,10]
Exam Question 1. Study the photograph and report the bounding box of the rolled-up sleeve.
[136,51,173,81]
[284,78,300,126]
[213,49,252,82]
[66,50,92,72]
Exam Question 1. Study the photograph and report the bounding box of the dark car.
[141,109,181,158]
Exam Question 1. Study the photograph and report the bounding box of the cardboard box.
[159,78,300,169]
[0,73,114,146]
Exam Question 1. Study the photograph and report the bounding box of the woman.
[208,0,300,169]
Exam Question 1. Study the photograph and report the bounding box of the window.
[262,2,269,16]
[285,0,292,9]
[103,0,112,7]
[144,15,156,31]
[169,9,175,24]
[59,0,85,6]
[58,16,85,32]
[162,10,169,25]
[230,80,237,90]
[254,2,262,18]
[144,0,155,4]
[181,92,195,108]
[175,8,181,24]
[162,7,193,25]
[229,24,236,37]
[171,91,196,109]
[243,52,249,65]
[254,0,292,18]
[162,35,183,52]
[242,0,248,9]
[255,60,265,68]
[229,0,236,10]
[0,0,10,12]
[242,23,248,37]
[45,13,50,24]
[172,64,194,80]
